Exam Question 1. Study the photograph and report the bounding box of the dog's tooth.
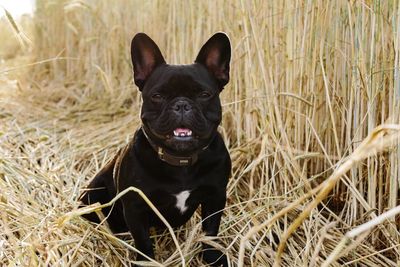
[173,130,178,136]
[188,130,192,136]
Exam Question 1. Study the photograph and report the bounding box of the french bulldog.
[80,32,231,266]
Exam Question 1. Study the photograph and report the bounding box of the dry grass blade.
[237,182,324,267]
[58,186,185,266]
[1,6,32,49]
[274,124,400,266]
[322,204,400,267]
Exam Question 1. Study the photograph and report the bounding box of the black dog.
[80,32,231,266]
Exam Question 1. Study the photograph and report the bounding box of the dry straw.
[1,0,400,266]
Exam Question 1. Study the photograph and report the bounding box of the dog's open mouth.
[173,128,192,137]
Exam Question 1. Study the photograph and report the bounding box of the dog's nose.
[173,100,192,113]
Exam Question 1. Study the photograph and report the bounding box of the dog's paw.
[202,247,228,267]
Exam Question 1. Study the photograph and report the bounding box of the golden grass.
[1,0,400,266]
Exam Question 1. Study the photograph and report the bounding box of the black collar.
[141,125,211,167]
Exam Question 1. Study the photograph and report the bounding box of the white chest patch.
[174,190,191,214]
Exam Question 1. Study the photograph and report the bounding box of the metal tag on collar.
[179,159,190,165]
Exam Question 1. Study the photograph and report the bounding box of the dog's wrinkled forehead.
[142,64,218,97]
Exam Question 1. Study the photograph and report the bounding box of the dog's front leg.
[122,201,154,265]
[201,191,228,267]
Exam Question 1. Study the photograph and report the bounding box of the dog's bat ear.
[195,32,231,89]
[131,33,166,90]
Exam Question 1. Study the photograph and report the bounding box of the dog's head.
[131,33,231,154]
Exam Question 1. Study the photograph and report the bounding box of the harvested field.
[1,1,400,266]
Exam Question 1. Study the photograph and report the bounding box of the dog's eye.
[199,91,212,99]
[151,93,163,102]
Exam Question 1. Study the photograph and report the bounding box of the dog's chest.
[142,169,207,223]
[173,190,191,213]
[145,187,200,227]
[149,186,199,215]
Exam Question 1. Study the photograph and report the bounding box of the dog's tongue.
[173,128,192,137]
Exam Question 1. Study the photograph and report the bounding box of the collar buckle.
[158,147,164,159]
